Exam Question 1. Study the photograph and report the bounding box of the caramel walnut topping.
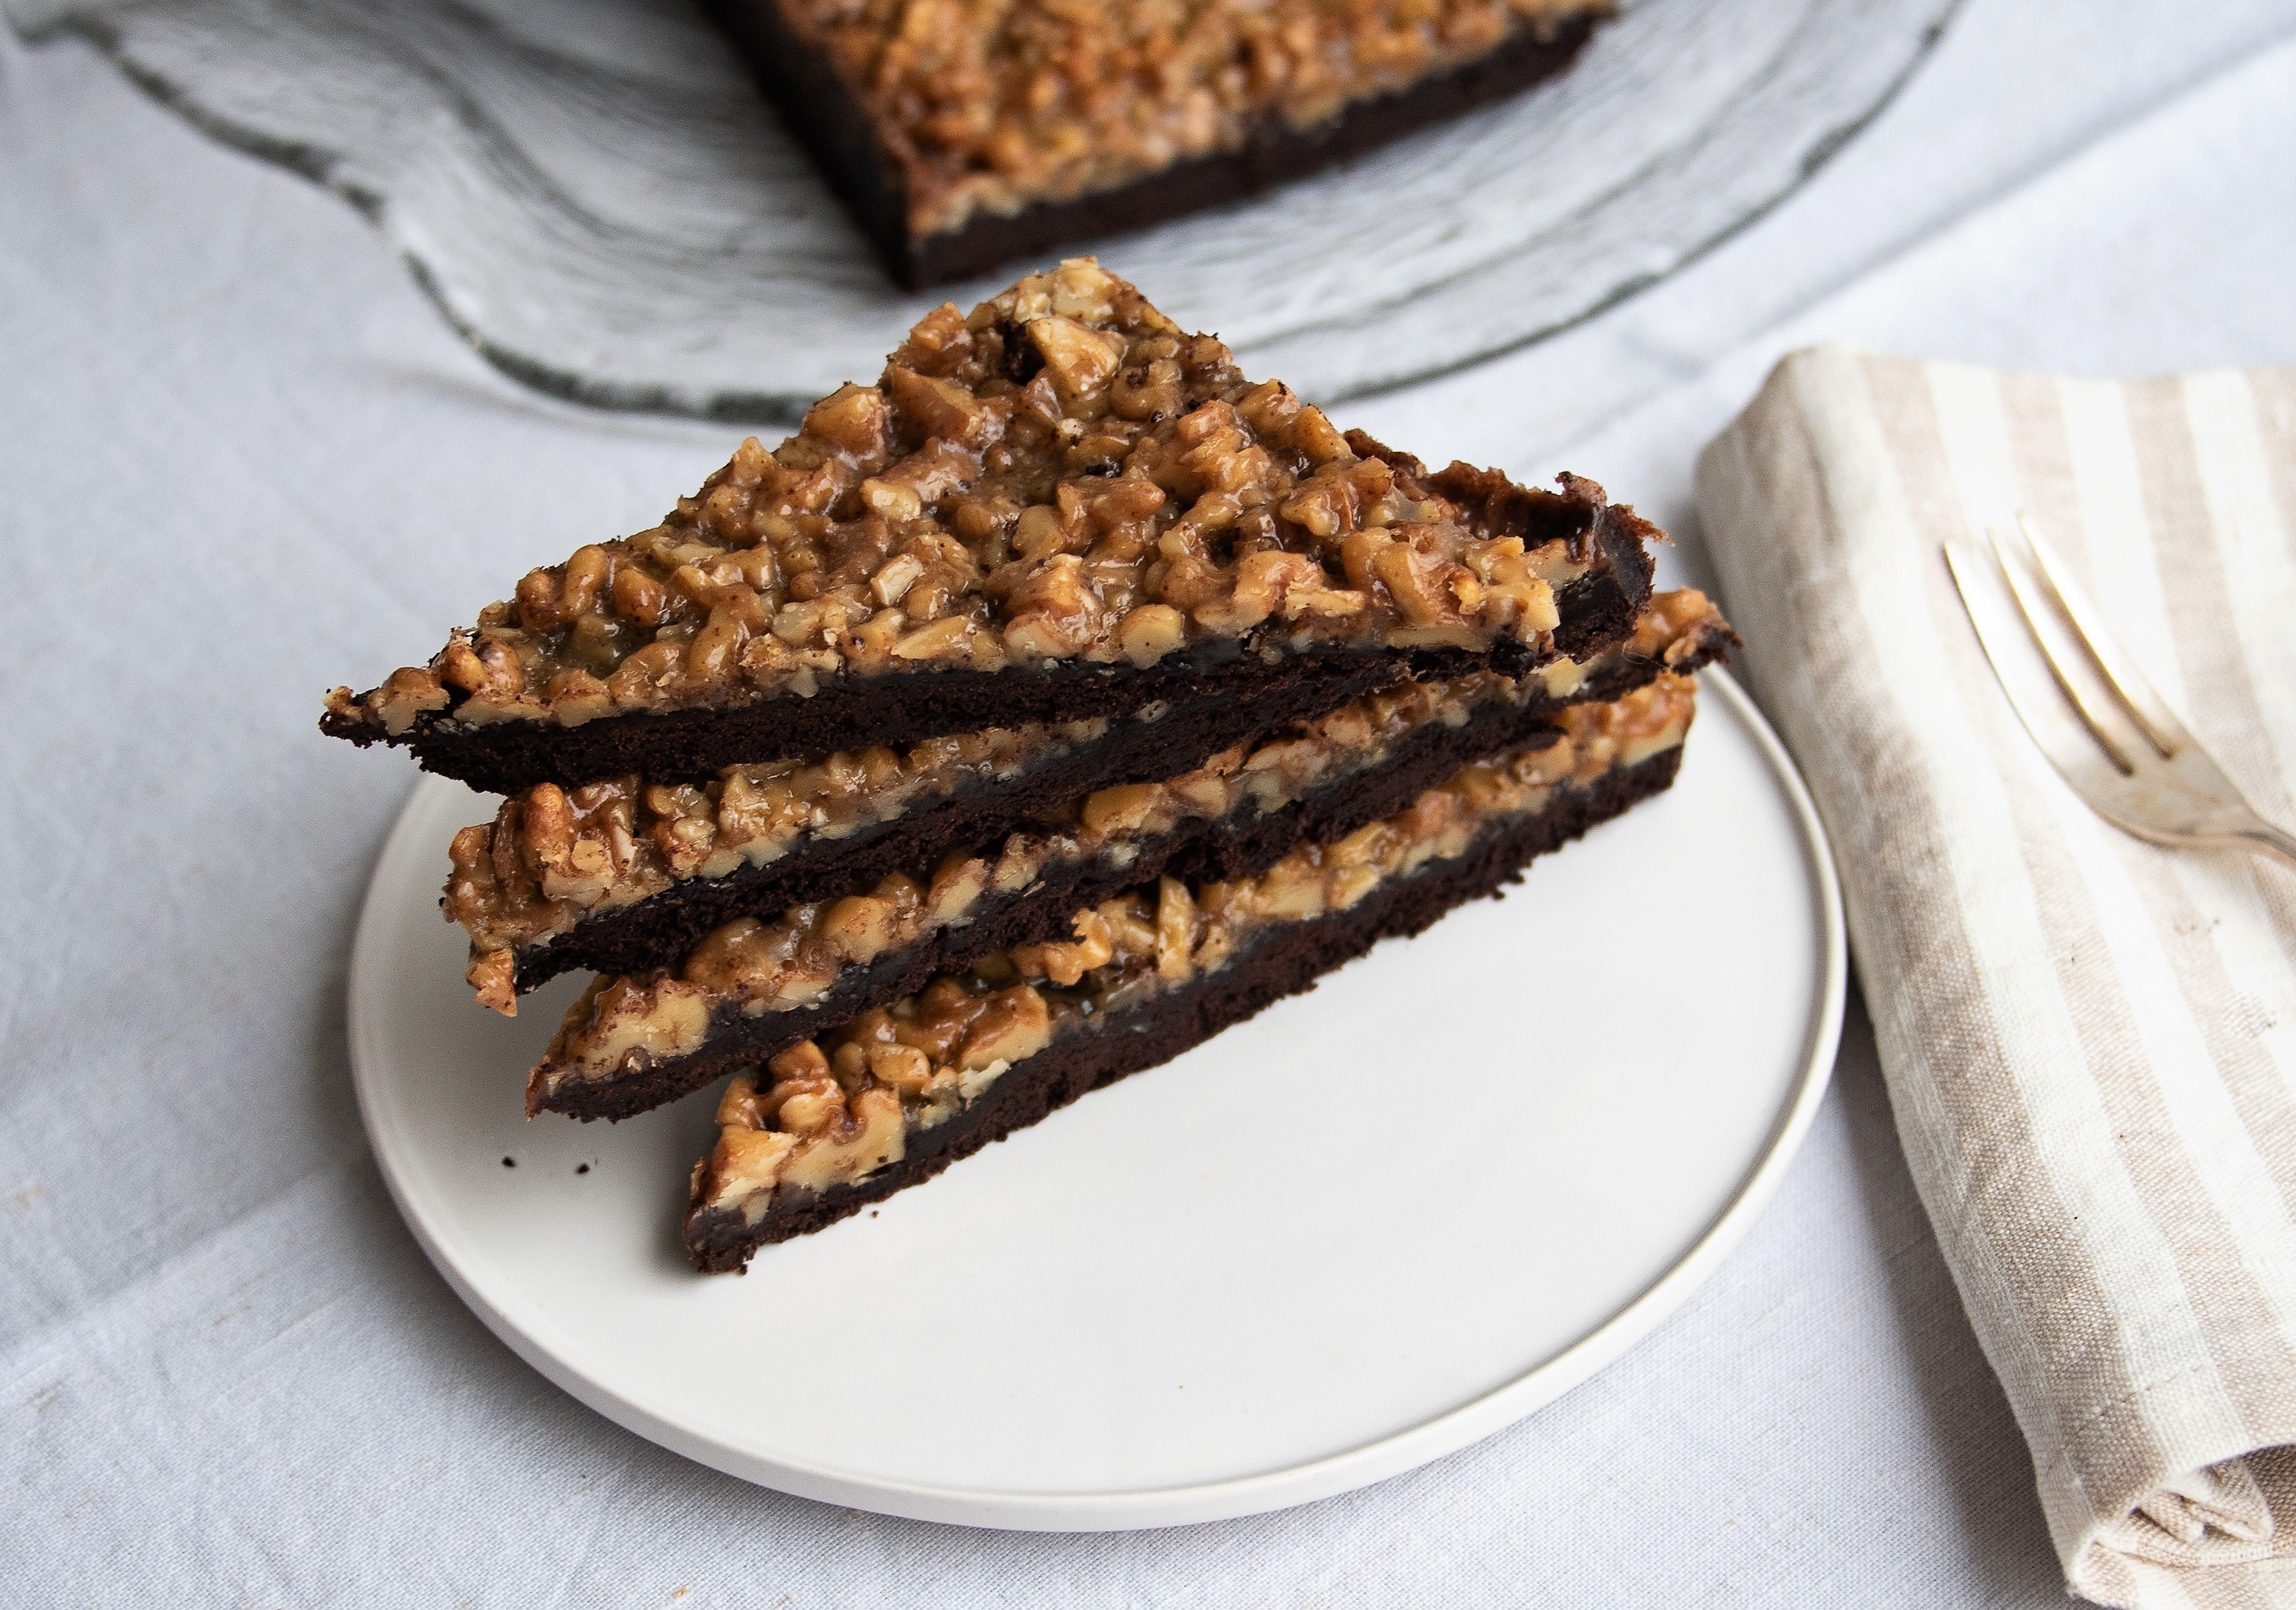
[326,260,1600,741]
[688,671,1696,1221]
[784,0,1611,238]
[449,590,1729,1012]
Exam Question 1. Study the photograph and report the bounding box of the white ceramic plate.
[349,668,1843,1530]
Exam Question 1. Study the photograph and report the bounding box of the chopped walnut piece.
[466,948,517,1017]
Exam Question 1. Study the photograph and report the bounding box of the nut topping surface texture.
[325,260,1612,744]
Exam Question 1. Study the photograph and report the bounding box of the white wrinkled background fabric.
[1699,351,2296,1609]
[3,3,2294,1603]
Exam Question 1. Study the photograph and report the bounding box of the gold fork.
[1943,513,2296,871]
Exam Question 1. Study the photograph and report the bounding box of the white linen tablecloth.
[3,3,2294,1602]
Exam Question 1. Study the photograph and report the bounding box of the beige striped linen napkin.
[1695,347,2296,1609]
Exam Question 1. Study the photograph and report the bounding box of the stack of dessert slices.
[325,260,1734,1273]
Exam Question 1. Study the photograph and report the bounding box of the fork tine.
[1945,536,2137,777]
[1949,535,2296,870]
[1981,523,2140,775]
[2012,512,2189,757]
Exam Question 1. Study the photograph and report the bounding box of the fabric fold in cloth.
[1696,346,2296,1610]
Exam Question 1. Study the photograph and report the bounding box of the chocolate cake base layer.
[684,741,1680,1271]
[510,634,1715,994]
[704,0,1604,289]
[324,488,1654,794]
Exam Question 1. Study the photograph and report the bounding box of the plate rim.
[349,666,1846,1531]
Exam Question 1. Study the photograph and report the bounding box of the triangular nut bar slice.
[322,259,1657,794]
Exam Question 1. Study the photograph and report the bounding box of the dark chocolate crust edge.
[703,1,1604,290]
[511,627,1717,993]
[683,738,1681,1271]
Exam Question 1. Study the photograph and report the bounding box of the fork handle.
[2238,822,2296,873]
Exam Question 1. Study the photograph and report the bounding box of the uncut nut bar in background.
[704,0,1616,287]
